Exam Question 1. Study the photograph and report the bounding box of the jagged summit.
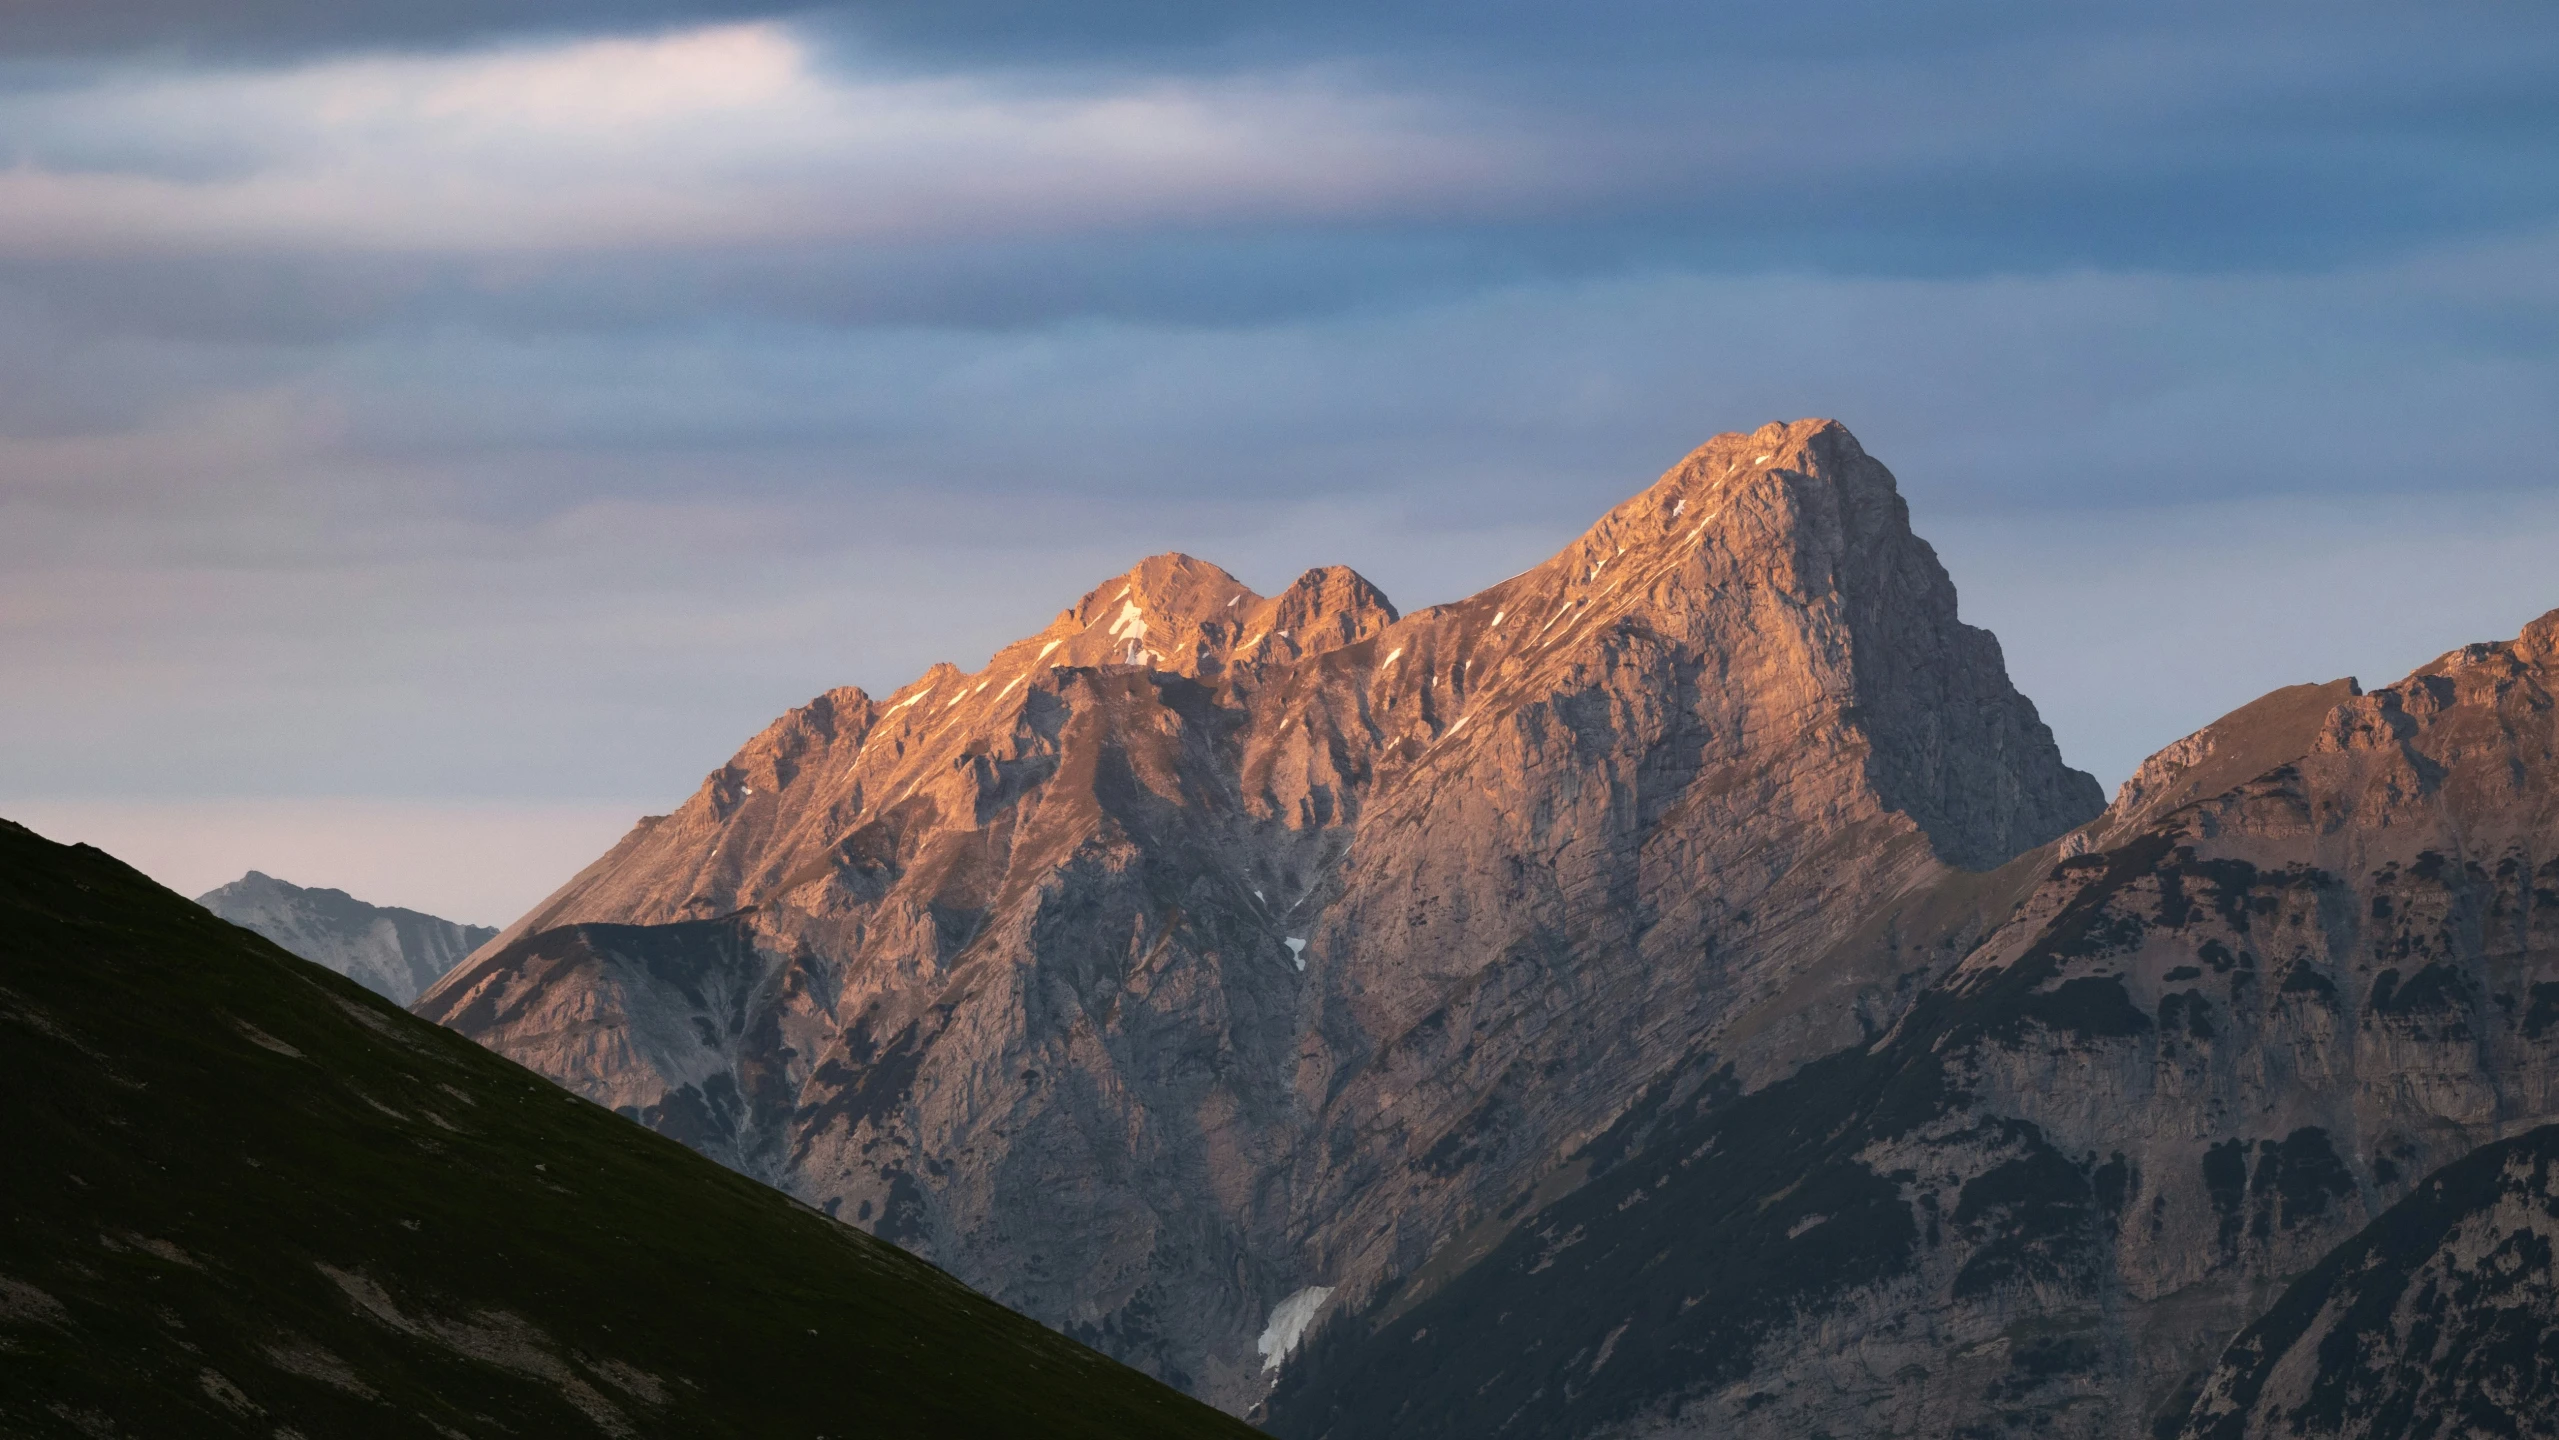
[421,419,2102,1413]
[967,552,1399,683]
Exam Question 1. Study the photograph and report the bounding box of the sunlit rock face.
[198,870,493,1006]
[417,418,2103,1412]
[1267,608,2559,1440]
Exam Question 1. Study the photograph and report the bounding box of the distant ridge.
[198,871,493,1005]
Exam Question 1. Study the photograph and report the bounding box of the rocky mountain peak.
[197,871,494,1005]
[997,551,1400,681]
[2521,605,2559,662]
[421,418,2104,1412]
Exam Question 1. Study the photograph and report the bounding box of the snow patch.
[1755,453,1772,463]
[1284,937,1308,970]
[885,688,932,715]
[1036,640,1062,662]
[1670,498,1685,518]
[1490,610,1505,627]
[1258,1286,1333,1370]
[1107,599,1149,642]
[1381,646,1403,666]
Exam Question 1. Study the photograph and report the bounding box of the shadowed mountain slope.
[2175,1120,2559,1440]
[198,869,495,1005]
[418,418,2103,1409]
[0,820,1258,1440]
[1268,606,2559,1439]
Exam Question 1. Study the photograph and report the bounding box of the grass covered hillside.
[0,819,1260,1440]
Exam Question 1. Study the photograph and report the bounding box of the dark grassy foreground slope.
[0,820,1259,1440]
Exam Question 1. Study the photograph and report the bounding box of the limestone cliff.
[416,418,2100,1410]
[1269,608,2559,1439]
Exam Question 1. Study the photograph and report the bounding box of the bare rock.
[1267,607,2559,1439]
[417,419,2100,1410]
[198,872,493,1006]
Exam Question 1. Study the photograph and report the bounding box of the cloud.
[5,235,2554,835]
[0,24,1568,258]
[4,1,2553,923]
[6,4,2552,285]
[0,0,790,61]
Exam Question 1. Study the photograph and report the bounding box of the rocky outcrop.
[1269,607,2559,1439]
[417,418,2099,1410]
[199,871,493,1005]
[2175,1121,2559,1440]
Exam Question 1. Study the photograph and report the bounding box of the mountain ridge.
[1268,603,2559,1438]
[199,869,495,1005]
[419,417,2105,1410]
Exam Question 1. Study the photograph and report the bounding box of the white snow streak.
[1381,646,1403,666]
[1258,1286,1334,1371]
[1036,640,1063,662]
[1284,937,1308,970]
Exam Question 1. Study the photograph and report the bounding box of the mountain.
[417,417,2104,1410]
[0,818,1258,1439]
[198,870,495,1005]
[2175,1119,2559,1440]
[1267,607,2559,1438]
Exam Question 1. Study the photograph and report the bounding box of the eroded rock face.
[415,419,2100,1409]
[2176,1121,2559,1440]
[1269,607,2559,1440]
[198,871,494,1006]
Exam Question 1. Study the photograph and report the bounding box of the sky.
[5,1,2556,924]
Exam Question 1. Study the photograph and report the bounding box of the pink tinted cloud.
[0,22,1577,256]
